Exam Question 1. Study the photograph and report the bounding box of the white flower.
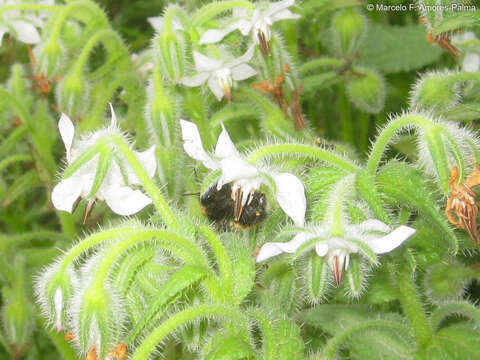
[182,46,256,101]
[180,119,306,226]
[453,31,480,72]
[256,219,416,285]
[199,0,300,55]
[51,104,157,217]
[53,288,63,332]
[147,15,184,33]
[0,0,53,45]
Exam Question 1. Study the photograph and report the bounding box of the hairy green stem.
[131,305,249,360]
[321,319,412,359]
[0,3,57,17]
[394,266,433,350]
[91,230,209,289]
[59,226,136,272]
[250,309,277,360]
[430,301,480,331]
[246,144,358,172]
[367,114,436,175]
[192,0,254,26]
[198,225,234,303]
[112,135,178,229]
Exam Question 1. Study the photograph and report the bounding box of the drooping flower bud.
[331,7,366,58]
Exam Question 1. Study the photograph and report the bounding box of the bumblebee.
[200,182,267,229]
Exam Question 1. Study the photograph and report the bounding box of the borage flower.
[182,46,256,101]
[52,104,156,219]
[199,0,300,56]
[256,219,416,285]
[0,0,53,45]
[180,119,306,227]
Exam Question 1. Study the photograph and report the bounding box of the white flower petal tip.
[193,51,222,72]
[180,119,218,170]
[256,233,311,262]
[138,145,157,178]
[108,102,117,128]
[11,20,41,44]
[104,186,152,216]
[273,173,306,226]
[220,158,259,186]
[199,29,229,44]
[54,289,63,332]
[231,64,257,81]
[51,177,83,213]
[215,124,239,158]
[58,113,75,157]
[366,226,416,254]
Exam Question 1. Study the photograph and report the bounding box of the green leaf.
[126,265,207,344]
[432,11,480,35]
[358,23,443,73]
[272,318,305,360]
[376,160,458,252]
[427,323,480,360]
[205,335,254,360]
[1,170,41,207]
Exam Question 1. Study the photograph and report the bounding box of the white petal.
[129,145,157,184]
[315,242,328,257]
[54,289,63,331]
[10,20,40,44]
[270,9,300,22]
[0,26,8,44]
[22,14,45,28]
[103,185,152,216]
[58,113,75,161]
[265,0,296,17]
[358,219,391,233]
[208,76,224,101]
[180,119,218,170]
[463,53,480,72]
[219,157,259,186]
[364,226,416,254]
[273,173,306,226]
[108,103,117,128]
[147,16,163,31]
[231,64,257,81]
[51,176,83,213]
[233,7,250,18]
[228,45,255,68]
[182,72,210,87]
[214,124,239,158]
[238,19,253,35]
[256,232,312,262]
[199,20,244,44]
[193,51,222,72]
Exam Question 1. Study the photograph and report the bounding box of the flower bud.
[3,257,33,352]
[346,67,385,114]
[56,71,90,118]
[71,282,125,358]
[424,259,475,304]
[37,40,65,78]
[331,7,366,58]
[261,260,299,313]
[35,261,79,332]
[410,71,461,113]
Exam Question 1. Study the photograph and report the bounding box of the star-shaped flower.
[256,219,416,285]
[51,104,156,217]
[0,0,53,45]
[180,119,306,226]
[199,0,300,55]
[182,46,257,101]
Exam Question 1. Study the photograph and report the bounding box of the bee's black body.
[200,182,267,229]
